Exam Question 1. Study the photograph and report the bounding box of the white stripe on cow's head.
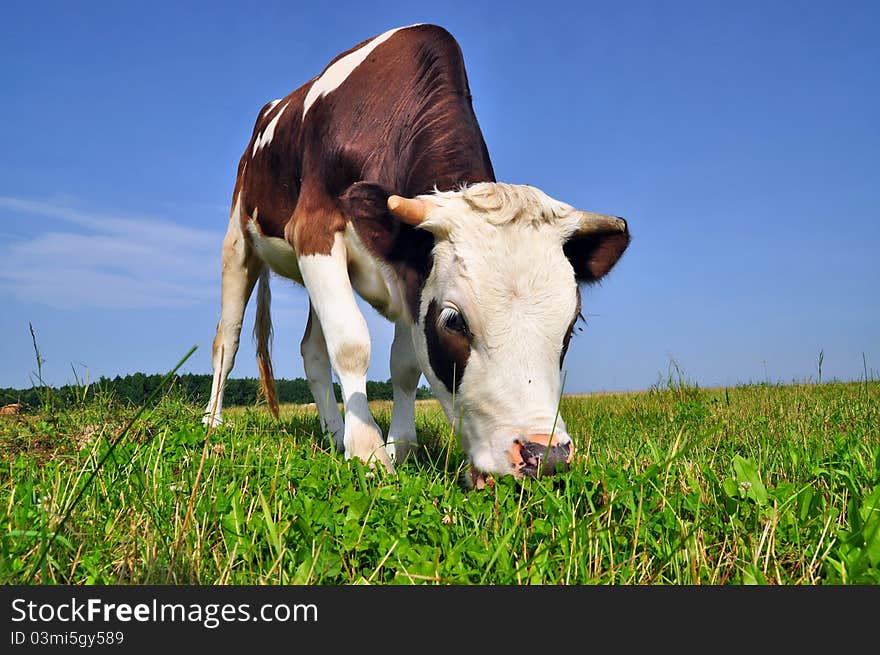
[389,183,629,482]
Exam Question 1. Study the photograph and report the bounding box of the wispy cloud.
[0,196,226,309]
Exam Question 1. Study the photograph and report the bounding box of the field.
[1,375,878,584]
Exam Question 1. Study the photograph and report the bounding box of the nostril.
[519,440,547,466]
[515,439,572,478]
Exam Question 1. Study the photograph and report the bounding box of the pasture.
[1,375,878,584]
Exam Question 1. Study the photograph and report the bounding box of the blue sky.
[1,1,877,393]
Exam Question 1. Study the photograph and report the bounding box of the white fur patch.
[298,234,392,470]
[204,191,253,426]
[246,216,301,282]
[302,24,421,119]
[343,224,408,321]
[252,101,290,157]
[263,98,283,115]
[410,183,581,475]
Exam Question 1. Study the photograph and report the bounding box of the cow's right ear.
[339,181,404,250]
[339,181,393,224]
[340,181,437,261]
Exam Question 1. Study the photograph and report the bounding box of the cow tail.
[254,265,280,419]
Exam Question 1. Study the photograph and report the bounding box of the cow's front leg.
[298,232,393,472]
[386,322,421,463]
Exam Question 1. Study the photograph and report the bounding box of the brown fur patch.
[288,190,347,257]
[231,24,494,287]
[257,356,279,418]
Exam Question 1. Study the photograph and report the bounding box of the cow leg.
[300,302,345,449]
[297,232,393,472]
[204,209,261,426]
[386,322,421,463]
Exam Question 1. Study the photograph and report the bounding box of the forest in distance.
[0,371,434,410]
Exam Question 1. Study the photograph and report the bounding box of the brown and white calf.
[204,24,630,485]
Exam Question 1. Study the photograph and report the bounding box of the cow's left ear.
[563,212,631,283]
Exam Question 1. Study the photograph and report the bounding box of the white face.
[408,183,621,481]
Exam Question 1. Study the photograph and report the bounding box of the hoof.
[386,437,418,464]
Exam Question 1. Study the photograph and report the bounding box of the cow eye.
[438,306,470,337]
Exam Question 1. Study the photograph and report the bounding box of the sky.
[1,0,877,394]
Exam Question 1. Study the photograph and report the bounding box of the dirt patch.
[0,403,23,416]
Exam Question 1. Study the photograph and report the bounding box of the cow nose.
[508,434,574,478]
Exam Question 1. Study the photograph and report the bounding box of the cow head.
[343,182,629,486]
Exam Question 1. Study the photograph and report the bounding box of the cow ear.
[563,213,630,284]
[339,181,435,322]
[339,181,392,223]
[339,181,407,258]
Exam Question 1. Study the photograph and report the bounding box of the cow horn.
[387,195,430,226]
[574,211,628,235]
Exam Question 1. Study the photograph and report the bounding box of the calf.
[204,24,630,485]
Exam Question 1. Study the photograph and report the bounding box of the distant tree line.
[0,372,432,410]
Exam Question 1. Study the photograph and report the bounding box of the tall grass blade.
[23,345,198,583]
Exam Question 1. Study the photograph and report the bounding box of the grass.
[1,374,878,584]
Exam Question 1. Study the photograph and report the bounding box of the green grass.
[1,377,878,584]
